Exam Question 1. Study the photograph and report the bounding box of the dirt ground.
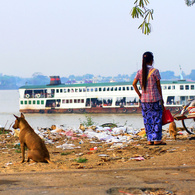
[0,130,195,194]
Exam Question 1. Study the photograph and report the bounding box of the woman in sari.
[133,51,166,145]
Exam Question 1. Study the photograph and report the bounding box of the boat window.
[107,87,110,91]
[172,85,175,90]
[138,86,141,90]
[81,99,84,103]
[64,89,67,93]
[78,99,80,103]
[37,100,40,105]
[79,88,82,92]
[75,89,78,92]
[168,86,171,90]
[180,96,188,105]
[123,87,125,91]
[167,96,175,105]
[103,98,112,106]
[66,100,69,103]
[99,88,102,92]
[83,88,86,92]
[103,87,106,91]
[185,85,189,90]
[68,89,70,93]
[20,101,23,105]
[24,90,33,98]
[41,100,44,105]
[74,99,77,103]
[119,87,121,91]
[126,87,129,91]
[191,85,194,90]
[25,100,27,105]
[163,86,167,90]
[90,98,102,107]
[126,97,139,106]
[87,88,89,92]
[33,100,36,104]
[115,87,117,91]
[91,88,93,92]
[56,89,59,93]
[62,100,65,103]
[180,85,184,90]
[131,86,133,90]
[71,89,74,93]
[60,89,63,93]
[70,99,72,103]
[95,88,98,92]
[111,87,113,91]
[28,100,31,105]
[115,97,126,106]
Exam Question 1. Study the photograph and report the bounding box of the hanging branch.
[130,0,153,35]
[185,0,195,6]
[131,0,194,35]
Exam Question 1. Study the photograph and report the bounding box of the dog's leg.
[20,143,25,163]
[45,159,54,164]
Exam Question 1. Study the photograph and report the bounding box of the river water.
[0,90,145,130]
[0,90,176,131]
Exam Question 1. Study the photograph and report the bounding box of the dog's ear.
[21,113,25,119]
[13,114,19,119]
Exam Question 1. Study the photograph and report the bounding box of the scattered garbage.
[9,121,180,156]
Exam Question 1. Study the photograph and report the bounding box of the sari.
[141,101,163,141]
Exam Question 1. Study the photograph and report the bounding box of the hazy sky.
[0,0,194,78]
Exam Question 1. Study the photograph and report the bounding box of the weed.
[79,115,95,127]
[74,157,88,163]
[61,152,72,155]
[15,149,21,153]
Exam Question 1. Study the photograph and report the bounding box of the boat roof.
[19,80,195,90]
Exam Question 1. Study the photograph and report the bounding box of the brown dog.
[13,113,52,163]
[169,121,177,140]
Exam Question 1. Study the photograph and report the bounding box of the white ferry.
[19,76,195,114]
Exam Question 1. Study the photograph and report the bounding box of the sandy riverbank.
[0,128,195,194]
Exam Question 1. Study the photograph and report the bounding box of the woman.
[133,51,166,145]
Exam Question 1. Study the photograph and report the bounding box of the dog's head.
[12,113,25,129]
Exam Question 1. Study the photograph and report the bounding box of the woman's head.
[142,51,154,90]
[143,51,154,65]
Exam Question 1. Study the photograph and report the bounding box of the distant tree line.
[0,70,194,90]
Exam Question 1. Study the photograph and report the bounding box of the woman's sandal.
[148,141,154,145]
[154,141,166,145]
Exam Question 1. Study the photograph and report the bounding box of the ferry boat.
[18,76,195,114]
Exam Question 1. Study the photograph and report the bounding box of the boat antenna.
[179,65,185,80]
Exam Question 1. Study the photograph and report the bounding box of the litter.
[130,156,145,161]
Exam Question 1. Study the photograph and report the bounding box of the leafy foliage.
[185,0,195,6]
[131,0,194,35]
[131,0,153,35]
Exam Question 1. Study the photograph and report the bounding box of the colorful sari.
[141,101,163,141]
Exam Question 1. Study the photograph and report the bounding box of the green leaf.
[138,21,151,35]
[131,7,144,18]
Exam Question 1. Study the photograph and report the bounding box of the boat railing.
[24,93,54,99]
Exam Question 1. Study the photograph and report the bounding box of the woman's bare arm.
[157,80,164,104]
[133,78,141,99]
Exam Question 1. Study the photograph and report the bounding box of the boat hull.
[20,106,182,114]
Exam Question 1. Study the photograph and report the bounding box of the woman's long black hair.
[142,51,154,91]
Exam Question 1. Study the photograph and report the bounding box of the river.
[0,90,146,130]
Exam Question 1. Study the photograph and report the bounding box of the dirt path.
[1,165,195,195]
